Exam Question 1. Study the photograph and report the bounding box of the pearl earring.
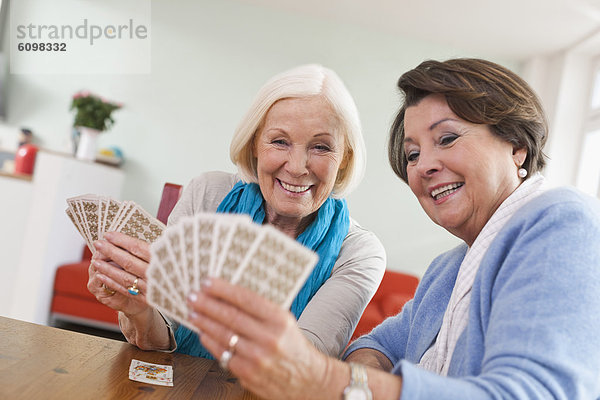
[518,168,528,178]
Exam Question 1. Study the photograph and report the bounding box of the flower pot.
[76,127,100,161]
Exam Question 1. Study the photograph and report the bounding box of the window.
[592,67,600,110]
[575,58,600,197]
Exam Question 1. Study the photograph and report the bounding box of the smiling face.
[403,94,526,246]
[253,96,346,234]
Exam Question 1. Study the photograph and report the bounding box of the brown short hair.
[388,58,548,183]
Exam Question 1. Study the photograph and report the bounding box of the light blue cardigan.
[344,188,600,399]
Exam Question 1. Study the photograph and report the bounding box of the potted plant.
[70,91,122,161]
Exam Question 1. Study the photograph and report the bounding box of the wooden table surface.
[0,316,261,399]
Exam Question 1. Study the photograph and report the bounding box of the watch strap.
[345,362,373,400]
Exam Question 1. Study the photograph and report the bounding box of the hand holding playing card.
[66,194,167,322]
[186,277,329,399]
[145,213,318,333]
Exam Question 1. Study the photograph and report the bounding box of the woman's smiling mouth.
[278,179,311,193]
[430,182,464,201]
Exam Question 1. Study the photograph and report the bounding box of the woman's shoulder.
[334,218,386,271]
[188,171,240,191]
[188,171,239,207]
[343,218,385,254]
[513,186,600,228]
[169,171,239,224]
[487,186,600,272]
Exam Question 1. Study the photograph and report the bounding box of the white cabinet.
[0,173,33,319]
[0,151,124,324]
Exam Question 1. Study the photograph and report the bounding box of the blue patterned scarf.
[175,180,350,358]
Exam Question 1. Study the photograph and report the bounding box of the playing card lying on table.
[65,194,166,254]
[129,359,173,387]
[146,213,319,332]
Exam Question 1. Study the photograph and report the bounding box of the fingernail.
[200,278,212,290]
[94,241,104,249]
[188,292,198,302]
[188,310,198,320]
[103,232,114,240]
[93,260,102,268]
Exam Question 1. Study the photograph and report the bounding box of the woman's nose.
[415,149,442,177]
[286,147,309,176]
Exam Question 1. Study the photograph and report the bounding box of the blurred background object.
[70,91,122,161]
[18,128,33,147]
[14,143,38,175]
[96,145,124,166]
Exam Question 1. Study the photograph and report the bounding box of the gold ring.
[102,283,116,296]
[127,278,140,296]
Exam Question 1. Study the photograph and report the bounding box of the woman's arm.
[345,348,393,370]
[297,222,386,356]
[118,308,172,350]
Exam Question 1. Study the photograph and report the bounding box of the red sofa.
[351,270,419,341]
[50,183,182,330]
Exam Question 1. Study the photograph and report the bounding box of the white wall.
[0,0,532,277]
[521,32,600,191]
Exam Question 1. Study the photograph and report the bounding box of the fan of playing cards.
[146,213,319,333]
[65,194,166,254]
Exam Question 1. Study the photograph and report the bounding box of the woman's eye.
[271,139,287,146]
[440,134,458,146]
[406,151,419,163]
[314,144,331,152]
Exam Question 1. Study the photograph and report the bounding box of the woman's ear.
[512,147,527,167]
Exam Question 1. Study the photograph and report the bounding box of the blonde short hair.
[230,64,366,198]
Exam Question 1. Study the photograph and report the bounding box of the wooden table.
[0,316,260,399]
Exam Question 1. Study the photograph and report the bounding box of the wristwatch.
[343,363,373,400]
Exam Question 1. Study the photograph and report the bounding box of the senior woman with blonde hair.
[87,64,386,359]
[185,58,600,399]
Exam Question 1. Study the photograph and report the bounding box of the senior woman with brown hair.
[185,58,600,399]
[88,64,386,359]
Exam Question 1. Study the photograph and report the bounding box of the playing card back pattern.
[65,194,166,255]
[146,213,318,331]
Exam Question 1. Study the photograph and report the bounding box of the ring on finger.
[101,283,116,296]
[219,350,233,370]
[127,278,140,296]
[219,333,239,370]
[228,334,239,353]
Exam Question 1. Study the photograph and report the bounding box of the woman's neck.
[264,208,317,239]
